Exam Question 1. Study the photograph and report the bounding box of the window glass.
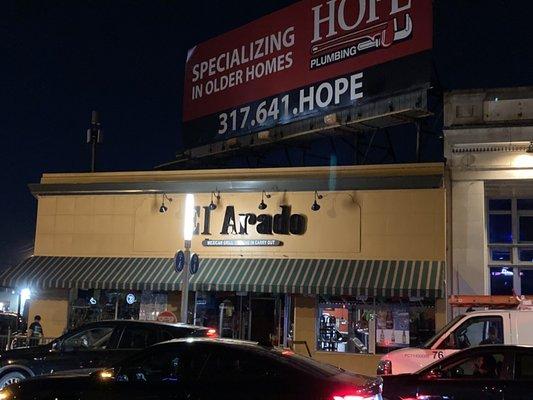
[518,199,533,210]
[519,216,533,242]
[489,214,513,243]
[317,298,435,354]
[516,353,533,380]
[63,326,114,351]
[520,249,533,263]
[438,316,503,350]
[491,248,511,262]
[490,267,514,295]
[200,349,281,381]
[376,306,412,354]
[118,326,159,349]
[520,270,533,295]
[441,352,505,379]
[118,347,206,384]
[317,302,371,354]
[489,199,512,211]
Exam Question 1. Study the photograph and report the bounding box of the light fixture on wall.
[311,191,323,211]
[527,141,533,153]
[159,193,173,213]
[258,191,271,210]
[209,190,220,210]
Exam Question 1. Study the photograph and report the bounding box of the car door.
[38,324,120,374]
[100,344,197,400]
[107,324,161,365]
[191,345,283,400]
[414,348,511,400]
[501,349,533,400]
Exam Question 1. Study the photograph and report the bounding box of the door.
[251,298,276,344]
[38,324,119,374]
[191,346,282,400]
[103,346,194,400]
[502,350,533,400]
[436,315,504,350]
[416,348,510,400]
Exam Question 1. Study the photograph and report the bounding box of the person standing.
[27,315,44,346]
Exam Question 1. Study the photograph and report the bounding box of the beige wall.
[34,188,445,262]
[28,289,69,338]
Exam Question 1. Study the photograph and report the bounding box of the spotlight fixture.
[209,190,221,210]
[311,191,323,212]
[159,193,172,213]
[527,141,533,154]
[258,190,271,210]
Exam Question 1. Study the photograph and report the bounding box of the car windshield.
[421,315,464,349]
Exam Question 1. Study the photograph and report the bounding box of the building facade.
[1,163,446,374]
[445,87,533,302]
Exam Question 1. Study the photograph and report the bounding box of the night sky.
[2,0,532,270]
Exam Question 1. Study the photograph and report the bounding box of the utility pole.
[86,111,103,172]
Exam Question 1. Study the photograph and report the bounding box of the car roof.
[75,320,209,330]
[165,337,257,346]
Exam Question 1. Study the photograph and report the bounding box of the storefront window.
[69,289,150,330]
[139,291,168,321]
[316,297,435,355]
[317,300,371,353]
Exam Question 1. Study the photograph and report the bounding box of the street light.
[180,194,195,323]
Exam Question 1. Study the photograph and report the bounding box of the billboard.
[183,0,432,148]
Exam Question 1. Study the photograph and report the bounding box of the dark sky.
[1,0,532,270]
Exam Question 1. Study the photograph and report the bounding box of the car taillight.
[377,359,392,375]
[332,384,380,400]
[206,328,218,337]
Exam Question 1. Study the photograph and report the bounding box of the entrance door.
[250,298,276,344]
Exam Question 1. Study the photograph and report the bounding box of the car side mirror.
[51,341,62,352]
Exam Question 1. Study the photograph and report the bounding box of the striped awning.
[0,256,445,298]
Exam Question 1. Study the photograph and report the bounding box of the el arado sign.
[193,205,306,247]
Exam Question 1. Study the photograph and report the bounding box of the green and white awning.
[0,256,444,298]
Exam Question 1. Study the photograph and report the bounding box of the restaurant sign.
[195,205,306,247]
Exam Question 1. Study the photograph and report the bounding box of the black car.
[0,338,383,400]
[382,345,533,400]
[0,320,214,388]
[0,313,25,336]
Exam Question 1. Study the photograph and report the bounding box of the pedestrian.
[27,315,44,346]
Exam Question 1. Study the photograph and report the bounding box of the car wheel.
[0,371,27,388]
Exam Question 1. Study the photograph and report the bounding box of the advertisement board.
[183,0,432,148]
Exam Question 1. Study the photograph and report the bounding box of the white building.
[445,87,533,301]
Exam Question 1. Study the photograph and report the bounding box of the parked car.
[382,345,533,400]
[0,313,25,337]
[0,320,215,388]
[0,338,383,400]
[377,309,533,375]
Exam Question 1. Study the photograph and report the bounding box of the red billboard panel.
[183,0,432,148]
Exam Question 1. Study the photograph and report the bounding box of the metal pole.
[180,240,191,323]
[91,141,96,172]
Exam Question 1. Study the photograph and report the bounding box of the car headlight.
[376,359,392,375]
[0,389,12,400]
